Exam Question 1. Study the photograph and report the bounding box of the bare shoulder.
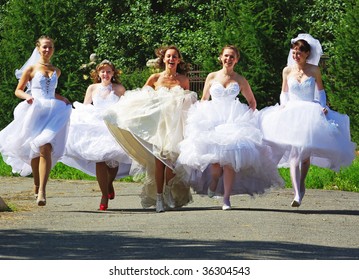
[113,83,126,95]
[87,83,97,91]
[145,73,160,86]
[205,71,218,84]
[234,72,248,86]
[55,66,61,77]
[283,66,291,75]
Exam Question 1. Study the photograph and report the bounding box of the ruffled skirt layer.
[259,100,356,170]
[176,99,284,196]
[60,102,132,178]
[104,86,198,207]
[0,99,72,176]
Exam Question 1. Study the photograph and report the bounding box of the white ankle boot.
[156,194,165,213]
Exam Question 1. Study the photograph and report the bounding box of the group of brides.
[0,34,356,212]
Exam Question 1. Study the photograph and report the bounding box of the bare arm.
[113,83,126,97]
[281,67,290,92]
[83,84,95,104]
[144,73,159,88]
[239,76,256,110]
[180,75,190,90]
[15,66,33,102]
[201,73,214,101]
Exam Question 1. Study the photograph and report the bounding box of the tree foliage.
[0,0,358,144]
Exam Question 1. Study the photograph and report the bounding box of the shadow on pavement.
[1,229,358,260]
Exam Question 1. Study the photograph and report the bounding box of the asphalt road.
[0,176,358,260]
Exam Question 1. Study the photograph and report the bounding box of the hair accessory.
[287,33,323,66]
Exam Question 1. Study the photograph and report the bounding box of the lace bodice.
[209,81,240,101]
[31,71,58,99]
[92,84,120,109]
[288,76,316,102]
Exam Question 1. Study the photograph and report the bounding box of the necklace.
[39,61,51,66]
[296,65,305,81]
[163,72,178,78]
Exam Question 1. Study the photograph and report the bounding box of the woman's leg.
[37,144,52,206]
[299,158,310,201]
[31,157,40,198]
[108,166,119,200]
[155,158,166,212]
[222,165,235,210]
[96,162,109,210]
[290,160,301,206]
[208,163,223,197]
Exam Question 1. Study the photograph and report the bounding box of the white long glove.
[280,91,289,106]
[314,89,327,108]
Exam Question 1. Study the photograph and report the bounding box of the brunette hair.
[291,39,311,55]
[90,59,121,84]
[154,45,190,74]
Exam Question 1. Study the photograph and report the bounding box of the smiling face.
[37,38,54,60]
[163,48,180,71]
[220,47,239,68]
[98,64,114,84]
[291,47,310,64]
[291,40,311,65]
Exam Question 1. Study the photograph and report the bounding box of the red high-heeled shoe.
[99,196,108,211]
[99,203,108,211]
[108,192,115,200]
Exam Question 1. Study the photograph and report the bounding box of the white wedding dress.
[60,84,132,177]
[259,76,356,170]
[0,71,72,176]
[104,85,198,208]
[176,81,284,196]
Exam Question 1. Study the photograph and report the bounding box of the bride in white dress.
[104,46,197,212]
[259,34,356,207]
[176,45,284,210]
[60,60,132,211]
[0,36,72,206]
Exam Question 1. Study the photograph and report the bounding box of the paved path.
[0,176,358,260]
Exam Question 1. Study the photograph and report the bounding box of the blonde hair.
[90,59,121,84]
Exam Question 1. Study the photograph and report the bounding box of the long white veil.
[15,48,40,93]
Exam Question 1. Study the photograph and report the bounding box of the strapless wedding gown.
[60,84,132,177]
[0,71,72,176]
[259,76,356,170]
[104,85,198,208]
[176,81,284,196]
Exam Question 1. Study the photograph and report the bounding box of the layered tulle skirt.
[176,98,284,196]
[0,98,72,176]
[104,86,198,208]
[60,102,132,178]
[259,100,356,170]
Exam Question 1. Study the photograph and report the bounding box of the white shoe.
[163,185,175,208]
[291,198,301,207]
[222,204,231,211]
[156,194,165,213]
[207,188,216,198]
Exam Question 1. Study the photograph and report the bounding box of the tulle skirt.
[176,98,284,196]
[0,98,72,176]
[104,86,198,207]
[259,100,356,170]
[60,102,132,178]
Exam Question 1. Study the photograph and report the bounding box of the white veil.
[15,47,40,93]
[287,33,323,66]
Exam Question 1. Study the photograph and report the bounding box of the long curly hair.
[154,45,190,75]
[90,59,121,84]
